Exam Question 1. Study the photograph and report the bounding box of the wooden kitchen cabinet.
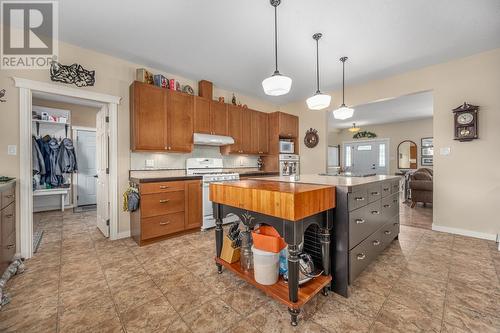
[257,112,269,155]
[221,105,243,154]
[167,90,194,152]
[131,179,202,246]
[278,112,299,138]
[241,108,253,153]
[130,81,168,151]
[0,181,16,275]
[194,98,228,136]
[210,101,228,136]
[222,106,269,155]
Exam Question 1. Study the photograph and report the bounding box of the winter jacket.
[48,138,63,186]
[32,136,45,176]
[58,138,78,173]
[38,137,51,185]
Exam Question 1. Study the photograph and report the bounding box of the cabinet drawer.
[1,203,15,242]
[1,186,15,209]
[141,191,185,218]
[3,232,16,264]
[390,179,401,194]
[381,193,399,220]
[349,201,381,249]
[141,212,185,240]
[381,216,400,246]
[349,230,382,283]
[381,182,391,197]
[140,181,185,194]
[367,183,382,203]
[348,187,368,211]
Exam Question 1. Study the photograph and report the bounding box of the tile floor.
[1,210,499,332]
[399,202,433,230]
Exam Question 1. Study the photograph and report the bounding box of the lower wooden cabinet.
[131,179,202,246]
[1,181,16,275]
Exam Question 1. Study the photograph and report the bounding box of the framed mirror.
[398,140,417,169]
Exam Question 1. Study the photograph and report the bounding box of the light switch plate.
[439,147,451,156]
[7,145,17,155]
[145,159,155,168]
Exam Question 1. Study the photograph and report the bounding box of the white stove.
[186,158,240,229]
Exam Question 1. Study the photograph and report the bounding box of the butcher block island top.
[209,179,336,221]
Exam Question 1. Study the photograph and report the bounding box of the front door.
[344,139,389,175]
[75,130,97,206]
[96,106,110,237]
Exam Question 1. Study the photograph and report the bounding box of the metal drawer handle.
[383,188,389,191]
[373,240,381,246]
[5,214,13,218]
[356,253,366,260]
[7,244,14,249]
[5,195,14,198]
[393,223,399,226]
[159,199,170,203]
[371,191,380,195]
[159,221,170,225]
[355,218,365,224]
[371,210,380,215]
[159,185,169,189]
[393,199,398,203]
[383,204,390,208]
[355,197,365,201]
[384,230,392,235]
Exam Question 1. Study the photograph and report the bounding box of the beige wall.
[32,98,99,128]
[329,118,433,174]
[0,40,278,238]
[285,48,500,238]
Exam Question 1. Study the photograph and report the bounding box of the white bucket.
[252,246,279,285]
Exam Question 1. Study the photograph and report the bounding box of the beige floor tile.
[310,298,372,333]
[110,274,164,314]
[182,297,241,333]
[374,299,441,332]
[218,282,269,316]
[443,301,500,333]
[332,286,385,319]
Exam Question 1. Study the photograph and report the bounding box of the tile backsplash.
[130,146,259,170]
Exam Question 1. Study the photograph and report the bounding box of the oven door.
[202,182,213,218]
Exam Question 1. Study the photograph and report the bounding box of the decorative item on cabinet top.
[50,61,95,87]
[304,128,319,148]
[137,68,154,84]
[452,102,478,142]
[0,89,5,102]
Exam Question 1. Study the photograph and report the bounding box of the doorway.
[343,139,389,175]
[73,128,97,209]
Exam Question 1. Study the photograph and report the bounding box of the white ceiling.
[58,0,500,104]
[329,91,433,129]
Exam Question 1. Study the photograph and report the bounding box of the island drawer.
[1,203,15,241]
[348,187,368,211]
[349,200,382,249]
[140,181,185,194]
[140,191,185,218]
[1,186,15,209]
[381,216,400,245]
[390,179,401,194]
[381,192,399,219]
[381,182,391,197]
[141,212,185,240]
[349,228,384,282]
[367,183,382,203]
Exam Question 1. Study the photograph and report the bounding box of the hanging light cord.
[274,4,278,74]
[340,57,348,106]
[315,38,320,93]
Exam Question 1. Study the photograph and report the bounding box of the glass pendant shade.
[333,104,354,120]
[348,123,360,132]
[306,92,331,110]
[262,73,292,96]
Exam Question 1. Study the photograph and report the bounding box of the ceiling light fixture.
[306,33,331,110]
[262,0,292,96]
[333,57,354,120]
[348,123,360,133]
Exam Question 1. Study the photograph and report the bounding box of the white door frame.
[342,138,390,173]
[72,126,97,208]
[12,77,121,259]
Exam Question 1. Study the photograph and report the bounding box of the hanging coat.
[58,138,78,173]
[32,136,45,176]
[48,138,63,186]
[38,137,51,185]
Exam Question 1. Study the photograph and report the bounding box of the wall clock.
[453,102,478,142]
[304,128,319,148]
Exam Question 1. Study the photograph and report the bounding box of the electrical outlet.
[7,145,17,155]
[145,159,155,168]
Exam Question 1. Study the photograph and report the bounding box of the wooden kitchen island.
[209,180,335,326]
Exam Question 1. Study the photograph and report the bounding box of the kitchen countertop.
[251,174,401,188]
[129,170,278,183]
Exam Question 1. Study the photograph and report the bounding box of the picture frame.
[421,137,433,166]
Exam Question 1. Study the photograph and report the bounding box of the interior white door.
[352,143,377,174]
[344,140,389,175]
[96,106,110,237]
[76,130,97,206]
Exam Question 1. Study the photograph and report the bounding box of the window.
[379,143,386,167]
[345,146,352,167]
[357,145,372,151]
[328,146,339,167]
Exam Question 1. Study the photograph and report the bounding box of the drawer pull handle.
[384,230,392,235]
[354,197,365,201]
[383,204,390,208]
[371,191,380,195]
[5,195,14,198]
[383,188,389,191]
[371,210,380,215]
[393,199,398,203]
[356,253,366,260]
[373,240,381,246]
[355,219,365,224]
[159,185,169,189]
[393,223,399,226]
[5,214,13,218]
[7,244,14,249]
[159,221,170,226]
[159,199,170,203]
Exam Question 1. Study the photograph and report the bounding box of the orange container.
[252,226,286,253]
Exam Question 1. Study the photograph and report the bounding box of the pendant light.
[348,123,360,133]
[333,57,354,120]
[306,33,331,110]
[262,0,292,96]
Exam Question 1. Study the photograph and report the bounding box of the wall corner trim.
[116,230,131,239]
[432,224,497,241]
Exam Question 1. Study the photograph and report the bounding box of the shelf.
[32,119,71,125]
[215,257,331,310]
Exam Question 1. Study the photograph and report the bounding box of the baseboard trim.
[432,224,497,241]
[116,230,131,239]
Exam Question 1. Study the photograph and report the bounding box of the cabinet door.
[167,90,194,152]
[279,112,298,138]
[130,82,167,150]
[210,102,228,136]
[185,180,202,230]
[194,97,211,134]
[226,105,242,153]
[257,112,269,155]
[241,108,254,153]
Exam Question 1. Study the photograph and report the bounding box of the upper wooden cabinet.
[257,112,269,155]
[130,81,168,151]
[278,112,299,138]
[222,105,243,154]
[194,98,228,136]
[130,81,193,153]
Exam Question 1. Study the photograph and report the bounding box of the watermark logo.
[1,1,58,69]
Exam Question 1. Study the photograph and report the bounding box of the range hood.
[193,133,235,146]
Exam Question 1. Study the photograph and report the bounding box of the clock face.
[457,112,474,125]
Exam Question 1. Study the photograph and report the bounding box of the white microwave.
[279,140,295,154]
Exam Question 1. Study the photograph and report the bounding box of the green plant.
[353,131,377,139]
